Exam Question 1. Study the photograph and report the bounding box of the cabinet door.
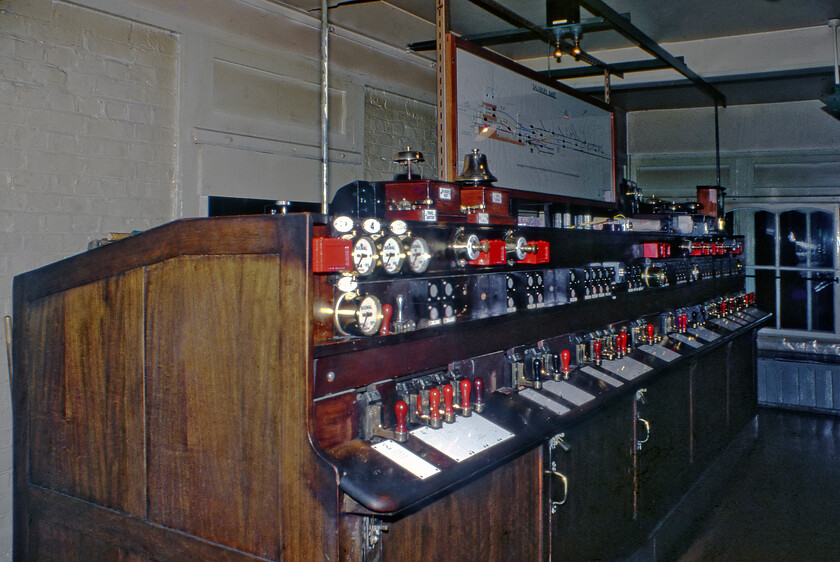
[691,346,729,468]
[548,397,636,561]
[727,334,758,437]
[635,367,692,526]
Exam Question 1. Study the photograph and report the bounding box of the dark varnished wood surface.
[379,447,543,562]
[14,214,341,560]
[27,271,146,515]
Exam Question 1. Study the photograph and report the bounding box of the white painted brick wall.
[364,87,437,181]
[0,1,179,557]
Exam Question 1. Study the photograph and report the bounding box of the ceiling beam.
[408,16,617,52]
[539,57,685,79]
[576,0,726,106]
[462,0,623,78]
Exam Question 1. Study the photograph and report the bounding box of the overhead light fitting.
[554,39,563,62]
[572,34,582,57]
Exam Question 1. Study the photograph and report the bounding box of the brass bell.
[456,148,497,185]
[393,147,425,180]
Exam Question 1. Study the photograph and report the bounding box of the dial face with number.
[362,218,381,234]
[380,236,405,275]
[352,236,377,276]
[407,237,432,274]
[357,295,383,336]
[332,216,354,233]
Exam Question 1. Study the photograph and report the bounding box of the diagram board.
[455,46,615,202]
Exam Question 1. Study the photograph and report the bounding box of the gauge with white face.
[332,216,354,234]
[352,236,377,276]
[356,295,383,336]
[362,218,381,235]
[334,293,383,337]
[379,236,405,275]
[407,237,432,274]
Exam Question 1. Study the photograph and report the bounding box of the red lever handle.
[721,301,727,315]
[560,349,571,373]
[379,304,393,335]
[646,323,655,342]
[474,378,484,407]
[442,384,454,416]
[617,333,627,354]
[394,401,408,435]
[593,340,602,361]
[429,388,441,421]
[679,314,687,331]
[460,379,472,410]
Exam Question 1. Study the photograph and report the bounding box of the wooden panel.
[28,270,146,516]
[31,518,154,562]
[28,486,263,561]
[379,448,543,561]
[145,255,284,558]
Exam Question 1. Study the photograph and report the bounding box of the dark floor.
[675,408,840,561]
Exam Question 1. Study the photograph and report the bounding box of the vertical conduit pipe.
[714,101,721,187]
[320,0,329,214]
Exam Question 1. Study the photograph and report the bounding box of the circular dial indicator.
[334,293,383,337]
[380,236,406,275]
[352,236,377,276]
[407,237,432,274]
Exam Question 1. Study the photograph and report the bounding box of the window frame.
[728,201,840,338]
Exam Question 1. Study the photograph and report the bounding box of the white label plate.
[689,326,721,341]
[519,388,570,415]
[542,380,595,406]
[638,344,682,362]
[581,365,624,387]
[670,332,703,348]
[411,414,514,463]
[371,440,441,480]
[600,356,653,380]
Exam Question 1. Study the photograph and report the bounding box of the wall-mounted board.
[454,38,616,204]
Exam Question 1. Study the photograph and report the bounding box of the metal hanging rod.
[461,0,623,78]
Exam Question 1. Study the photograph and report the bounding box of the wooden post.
[436,1,457,181]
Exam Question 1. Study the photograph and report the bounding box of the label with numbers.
[439,187,452,200]
[411,414,513,463]
[422,209,437,222]
[476,212,489,224]
[371,440,441,480]
[491,191,503,204]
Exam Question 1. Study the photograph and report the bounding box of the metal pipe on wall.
[320,0,329,214]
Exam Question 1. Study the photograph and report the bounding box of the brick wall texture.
[0,1,179,557]
[364,87,436,181]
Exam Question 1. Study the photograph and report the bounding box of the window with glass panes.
[729,204,839,335]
